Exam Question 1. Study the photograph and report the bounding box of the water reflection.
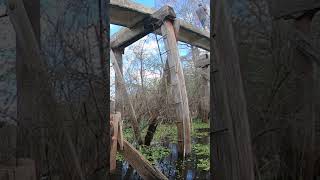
[111,135,210,179]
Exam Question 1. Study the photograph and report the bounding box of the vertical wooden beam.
[110,113,120,172]
[114,48,124,114]
[211,0,254,179]
[293,12,316,179]
[161,20,192,156]
[9,0,110,179]
[110,49,143,144]
[11,0,43,177]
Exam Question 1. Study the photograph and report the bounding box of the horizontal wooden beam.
[110,0,210,51]
[111,5,176,49]
[194,54,210,68]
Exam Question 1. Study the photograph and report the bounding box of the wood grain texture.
[119,140,168,180]
[211,0,255,179]
[161,20,192,156]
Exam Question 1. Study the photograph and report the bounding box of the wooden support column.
[113,48,124,114]
[194,53,210,123]
[292,12,317,179]
[110,50,143,145]
[110,112,120,172]
[211,0,254,179]
[161,20,192,156]
[9,1,109,179]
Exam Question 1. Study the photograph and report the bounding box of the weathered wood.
[211,0,254,179]
[114,48,124,113]
[8,0,45,177]
[0,124,16,162]
[118,118,124,150]
[8,1,109,179]
[111,5,176,49]
[0,158,36,180]
[111,49,143,144]
[110,0,210,51]
[194,54,210,68]
[291,14,316,180]
[291,29,320,65]
[269,0,320,19]
[119,140,168,180]
[110,113,120,172]
[161,20,192,156]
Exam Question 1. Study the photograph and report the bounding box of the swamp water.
[110,122,210,180]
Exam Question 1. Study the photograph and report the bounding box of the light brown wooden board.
[119,140,168,180]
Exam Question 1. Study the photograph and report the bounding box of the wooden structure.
[111,50,143,144]
[194,54,210,122]
[160,19,192,156]
[110,112,168,180]
[0,159,36,180]
[110,0,210,51]
[7,0,109,179]
[211,0,255,179]
[268,1,320,178]
[109,0,209,156]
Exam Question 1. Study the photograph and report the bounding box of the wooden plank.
[110,113,120,172]
[118,116,124,150]
[211,0,254,179]
[161,20,192,156]
[119,140,168,180]
[110,0,210,51]
[114,48,124,113]
[111,49,143,144]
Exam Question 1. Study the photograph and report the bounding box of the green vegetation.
[138,145,171,164]
[192,118,210,171]
[192,143,210,171]
[120,119,210,171]
[192,118,209,138]
[116,145,170,164]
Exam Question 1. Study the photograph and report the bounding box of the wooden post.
[110,49,143,144]
[114,48,124,114]
[211,0,254,179]
[110,113,120,172]
[292,12,317,180]
[8,0,44,177]
[9,0,109,179]
[194,53,210,123]
[161,20,192,156]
